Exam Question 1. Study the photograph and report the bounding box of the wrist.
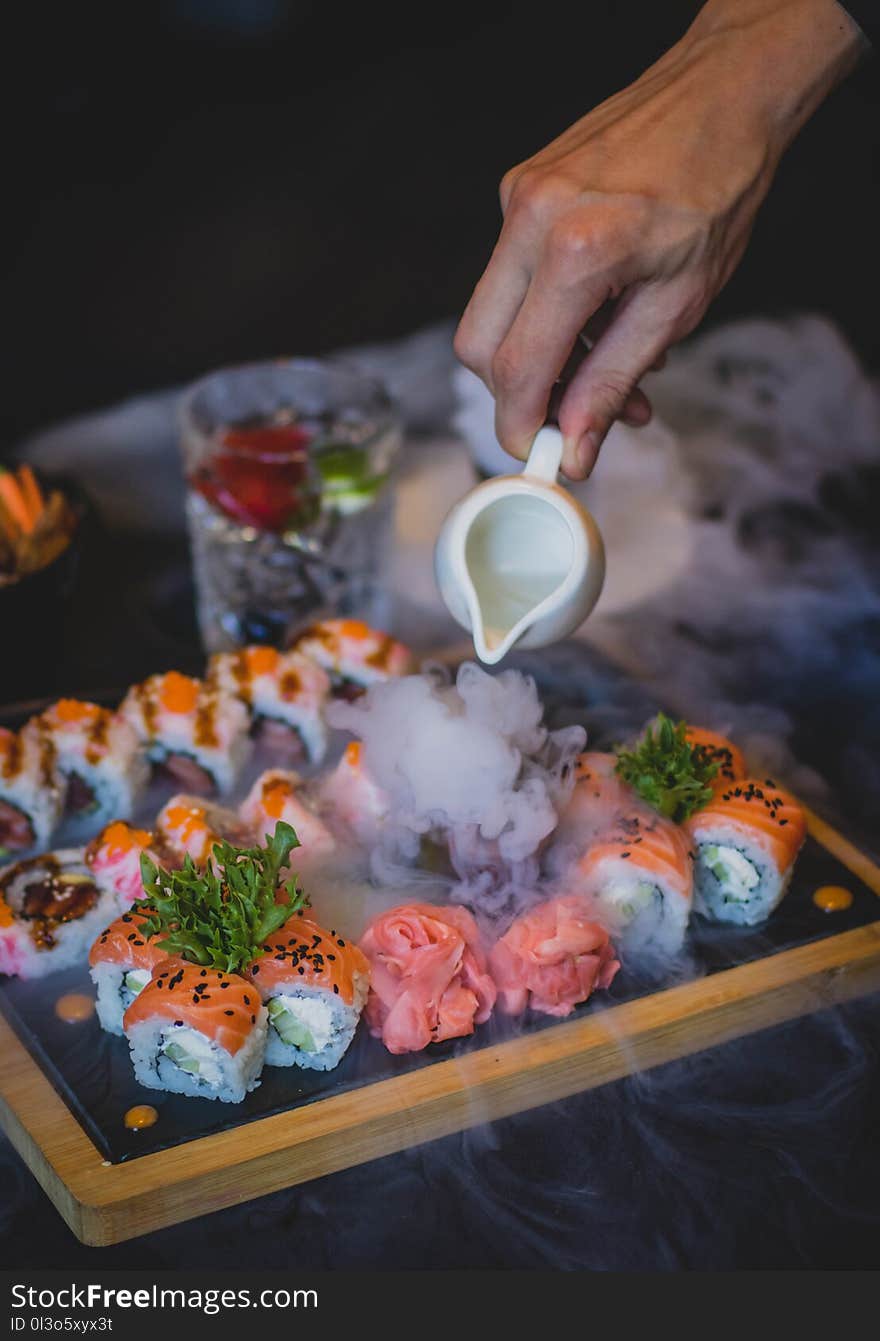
[682,0,864,156]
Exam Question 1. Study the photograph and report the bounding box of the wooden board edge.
[3,918,880,1245]
[803,805,880,896]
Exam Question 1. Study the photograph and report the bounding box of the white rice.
[262,973,368,1070]
[126,1008,268,1102]
[691,823,793,926]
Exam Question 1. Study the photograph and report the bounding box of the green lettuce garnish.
[134,821,308,974]
[614,714,718,823]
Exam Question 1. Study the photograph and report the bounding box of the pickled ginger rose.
[359,903,496,1054]
[489,896,619,1018]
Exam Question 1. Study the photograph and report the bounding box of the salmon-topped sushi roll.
[85,820,176,911]
[683,727,747,794]
[0,849,116,980]
[207,645,331,763]
[31,700,148,839]
[156,795,252,870]
[119,671,251,795]
[577,812,694,958]
[316,741,389,845]
[0,723,63,857]
[551,752,648,863]
[239,770,335,861]
[89,909,181,1035]
[685,777,806,925]
[245,912,369,1070]
[359,903,496,1054]
[124,963,267,1102]
[489,895,619,1017]
[291,619,412,689]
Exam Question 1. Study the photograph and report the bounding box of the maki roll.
[683,727,747,794]
[0,723,62,858]
[85,821,173,911]
[156,795,252,869]
[33,700,148,838]
[88,909,179,1035]
[245,912,369,1070]
[124,963,267,1103]
[207,645,331,763]
[292,619,412,690]
[551,751,648,863]
[489,896,619,1017]
[577,812,694,958]
[317,741,389,845]
[685,777,806,925]
[119,671,251,795]
[239,770,335,861]
[0,849,116,979]
[359,903,496,1054]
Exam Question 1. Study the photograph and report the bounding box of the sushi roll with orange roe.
[685,777,806,925]
[317,741,389,845]
[120,671,250,795]
[207,645,330,763]
[32,700,148,839]
[85,820,175,911]
[291,619,412,690]
[156,795,252,870]
[0,723,62,857]
[239,770,335,861]
[88,909,181,1035]
[124,963,267,1103]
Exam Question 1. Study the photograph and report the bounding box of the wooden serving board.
[1,806,879,1246]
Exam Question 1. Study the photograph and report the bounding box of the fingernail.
[575,430,602,477]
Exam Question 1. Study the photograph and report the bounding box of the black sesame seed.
[224,1009,234,1016]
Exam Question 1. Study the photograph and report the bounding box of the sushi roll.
[245,912,369,1070]
[576,812,694,958]
[32,700,148,838]
[316,741,389,845]
[119,671,251,795]
[489,896,619,1017]
[124,963,267,1103]
[88,909,180,1035]
[0,723,63,858]
[291,619,412,689]
[239,770,336,861]
[85,820,174,911]
[207,645,331,763]
[358,903,496,1054]
[551,751,648,863]
[156,795,252,869]
[0,849,117,979]
[685,777,806,926]
[683,727,747,794]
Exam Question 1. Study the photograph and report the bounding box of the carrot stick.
[16,465,44,527]
[0,469,32,535]
[0,497,19,546]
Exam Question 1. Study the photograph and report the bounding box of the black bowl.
[0,473,91,704]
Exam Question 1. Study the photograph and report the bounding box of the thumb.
[557,286,676,478]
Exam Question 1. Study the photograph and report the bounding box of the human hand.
[454,0,863,479]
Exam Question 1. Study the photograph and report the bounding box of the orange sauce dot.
[345,741,361,768]
[813,885,854,913]
[124,1105,159,1130]
[55,992,95,1023]
[101,820,153,855]
[263,781,293,819]
[338,619,370,640]
[0,896,13,929]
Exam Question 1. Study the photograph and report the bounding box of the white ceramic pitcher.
[434,426,605,664]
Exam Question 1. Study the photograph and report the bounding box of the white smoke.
[326,662,585,909]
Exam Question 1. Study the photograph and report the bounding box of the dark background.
[4,0,879,448]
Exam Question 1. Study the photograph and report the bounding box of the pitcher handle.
[522,425,563,483]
